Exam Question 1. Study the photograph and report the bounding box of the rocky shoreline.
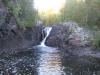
[0,26,42,55]
[0,21,100,59]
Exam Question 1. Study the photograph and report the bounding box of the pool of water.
[0,46,100,75]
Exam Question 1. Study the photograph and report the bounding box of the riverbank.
[0,26,42,55]
[0,21,100,59]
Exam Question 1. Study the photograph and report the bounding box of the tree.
[2,0,37,29]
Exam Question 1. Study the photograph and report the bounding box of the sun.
[34,0,65,13]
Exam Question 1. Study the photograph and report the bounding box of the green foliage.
[39,12,60,26]
[38,0,100,29]
[2,0,37,29]
[60,0,100,28]
[59,0,100,49]
[60,0,85,24]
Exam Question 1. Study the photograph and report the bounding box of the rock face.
[46,24,70,47]
[0,1,42,54]
[0,26,42,55]
[46,21,91,48]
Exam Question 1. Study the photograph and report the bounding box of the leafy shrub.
[2,0,37,29]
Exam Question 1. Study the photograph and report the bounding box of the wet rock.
[46,21,91,47]
[46,24,70,47]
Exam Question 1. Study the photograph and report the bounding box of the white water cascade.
[40,27,52,47]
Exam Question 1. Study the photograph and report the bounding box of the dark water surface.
[0,46,100,75]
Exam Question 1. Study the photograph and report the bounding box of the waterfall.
[40,27,52,47]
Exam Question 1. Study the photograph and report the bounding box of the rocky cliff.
[0,0,42,54]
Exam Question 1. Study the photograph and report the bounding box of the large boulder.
[45,24,70,47]
[46,21,91,48]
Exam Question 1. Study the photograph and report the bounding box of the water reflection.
[0,46,100,75]
[36,46,66,75]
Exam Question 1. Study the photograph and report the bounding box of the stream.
[0,47,100,75]
[0,27,100,75]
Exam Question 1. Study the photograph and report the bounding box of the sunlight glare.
[34,0,65,13]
